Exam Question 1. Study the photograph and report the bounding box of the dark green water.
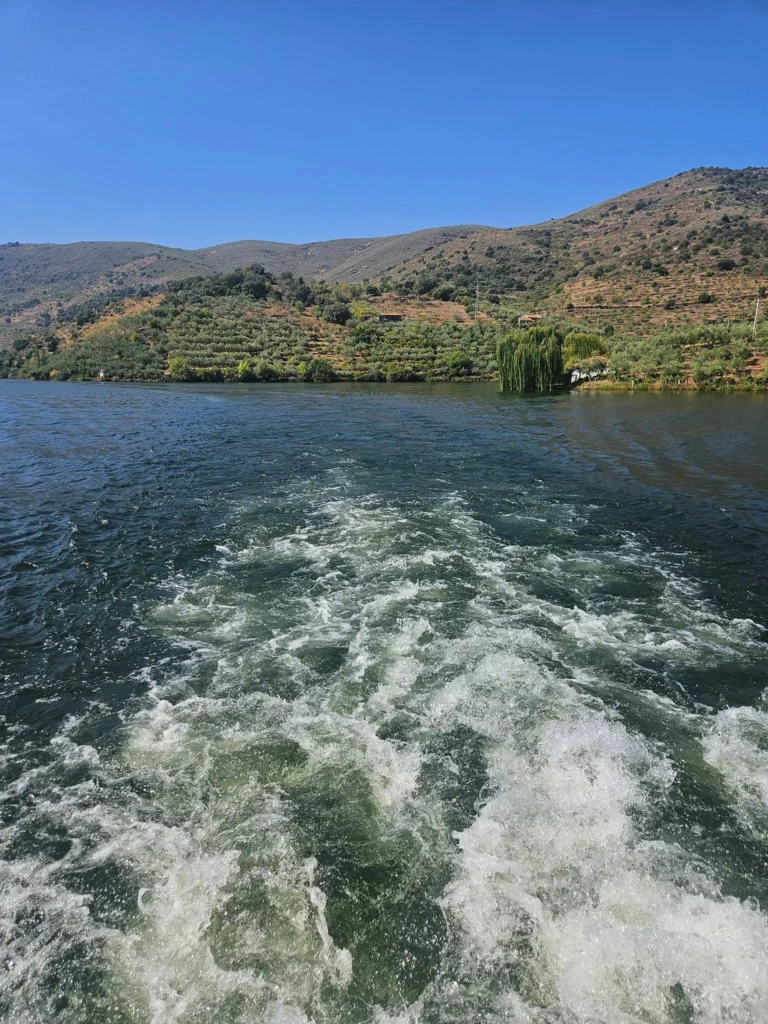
[1,381,768,1023]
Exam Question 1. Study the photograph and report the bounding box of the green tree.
[320,301,352,325]
[497,327,564,393]
[304,357,337,382]
[446,351,473,377]
[254,359,281,381]
[168,356,191,380]
[349,300,377,321]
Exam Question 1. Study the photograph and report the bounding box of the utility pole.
[754,295,761,340]
[474,281,480,319]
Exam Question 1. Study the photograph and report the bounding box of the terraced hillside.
[1,267,504,383]
[388,166,768,333]
[3,263,766,389]
[4,166,768,386]
[4,167,767,349]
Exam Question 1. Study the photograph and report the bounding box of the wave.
[2,467,768,1022]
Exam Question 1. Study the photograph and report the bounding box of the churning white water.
[3,460,767,1024]
[5,380,768,1024]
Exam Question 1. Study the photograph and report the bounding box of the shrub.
[168,357,192,380]
[446,350,473,377]
[698,292,715,304]
[320,301,352,325]
[349,300,377,321]
[385,363,423,382]
[304,357,337,382]
[254,359,281,381]
[691,355,725,383]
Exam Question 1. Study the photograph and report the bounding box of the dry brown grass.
[79,295,164,339]
[389,167,768,334]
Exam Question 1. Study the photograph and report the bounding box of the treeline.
[162,265,383,326]
[2,258,766,390]
[496,321,767,392]
[2,264,503,382]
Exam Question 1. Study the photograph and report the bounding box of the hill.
[4,166,767,348]
[3,166,767,387]
[3,260,766,390]
[198,226,487,282]
[0,226,484,342]
[386,166,768,333]
[1,265,505,383]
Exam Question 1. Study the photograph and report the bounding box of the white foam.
[442,707,768,1022]
[702,701,768,835]
[6,474,768,1023]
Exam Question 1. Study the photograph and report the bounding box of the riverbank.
[575,377,768,392]
[2,264,766,390]
[3,371,767,391]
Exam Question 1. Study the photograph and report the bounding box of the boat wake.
[2,466,768,1023]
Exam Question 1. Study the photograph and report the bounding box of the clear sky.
[1,0,766,248]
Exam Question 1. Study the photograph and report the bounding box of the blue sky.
[1,1,766,247]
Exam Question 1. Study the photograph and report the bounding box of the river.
[1,380,768,1023]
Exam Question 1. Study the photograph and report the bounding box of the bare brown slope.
[387,167,768,332]
[195,226,485,281]
[0,241,214,305]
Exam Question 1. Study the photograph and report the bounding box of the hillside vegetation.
[3,166,767,388]
[0,226,483,340]
[388,167,768,333]
[3,262,766,389]
[5,166,767,354]
[2,267,505,383]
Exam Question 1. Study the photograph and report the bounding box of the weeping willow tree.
[497,326,564,392]
[562,331,606,364]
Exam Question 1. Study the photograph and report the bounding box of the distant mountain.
[198,226,488,282]
[2,166,767,345]
[0,226,485,337]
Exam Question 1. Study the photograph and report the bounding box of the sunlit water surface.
[2,381,768,1023]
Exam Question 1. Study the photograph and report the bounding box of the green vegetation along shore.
[2,263,766,390]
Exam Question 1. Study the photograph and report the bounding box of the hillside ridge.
[3,242,766,391]
[0,225,486,333]
[387,165,768,333]
[3,166,767,345]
